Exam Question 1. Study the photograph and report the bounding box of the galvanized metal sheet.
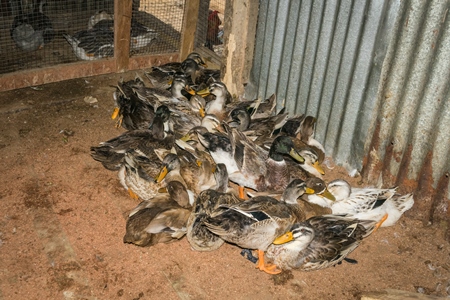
[246,0,449,223]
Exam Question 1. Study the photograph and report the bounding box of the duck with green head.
[198,124,305,198]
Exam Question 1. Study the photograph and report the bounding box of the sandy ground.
[0,72,449,300]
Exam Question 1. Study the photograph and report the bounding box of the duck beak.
[313,161,325,175]
[289,148,305,163]
[196,87,211,96]
[199,107,206,118]
[111,107,119,119]
[320,188,336,201]
[305,187,315,194]
[167,78,173,85]
[199,61,208,68]
[180,133,191,142]
[185,85,196,95]
[158,187,168,193]
[272,231,294,245]
[155,166,168,183]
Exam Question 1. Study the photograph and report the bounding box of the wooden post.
[180,0,201,60]
[221,0,259,98]
[114,0,133,72]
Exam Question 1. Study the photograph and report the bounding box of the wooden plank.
[0,60,116,92]
[361,289,443,300]
[180,0,201,60]
[114,0,133,72]
[0,54,179,92]
[128,53,180,70]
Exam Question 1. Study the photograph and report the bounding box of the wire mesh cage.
[0,0,186,75]
[194,0,225,59]
[132,0,185,57]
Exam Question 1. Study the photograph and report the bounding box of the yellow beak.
[111,107,119,119]
[196,88,211,96]
[185,85,196,95]
[313,161,325,175]
[155,166,168,183]
[289,148,305,163]
[272,231,294,245]
[158,187,168,193]
[320,188,336,201]
[180,133,191,142]
[305,187,315,194]
[199,107,206,118]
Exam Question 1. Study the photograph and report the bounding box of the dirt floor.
[0,72,449,300]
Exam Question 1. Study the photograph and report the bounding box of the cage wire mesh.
[0,0,185,75]
[133,0,185,57]
[194,0,225,58]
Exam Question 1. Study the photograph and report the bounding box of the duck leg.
[238,186,245,199]
[128,188,139,200]
[374,213,388,232]
[256,249,282,275]
[241,249,258,263]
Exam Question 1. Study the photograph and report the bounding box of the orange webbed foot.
[255,250,282,275]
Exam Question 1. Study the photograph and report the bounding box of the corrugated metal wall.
[363,0,450,225]
[246,0,449,226]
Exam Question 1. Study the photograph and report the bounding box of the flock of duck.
[90,52,415,274]
[11,6,157,60]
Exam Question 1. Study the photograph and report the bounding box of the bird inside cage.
[205,9,222,51]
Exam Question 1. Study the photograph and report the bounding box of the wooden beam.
[0,54,179,92]
[180,0,201,60]
[114,0,133,72]
[128,53,180,70]
[221,0,259,97]
[361,289,444,300]
[0,60,115,92]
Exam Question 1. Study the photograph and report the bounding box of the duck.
[111,80,155,130]
[186,163,242,252]
[112,76,200,132]
[226,93,278,121]
[227,106,289,147]
[130,74,196,105]
[197,124,305,198]
[123,180,192,247]
[119,150,167,201]
[203,179,316,274]
[196,81,232,121]
[145,52,208,89]
[129,19,158,50]
[63,27,114,60]
[11,0,54,51]
[154,152,213,199]
[90,17,158,50]
[247,177,334,219]
[265,214,386,271]
[90,105,174,171]
[281,114,325,159]
[181,58,221,88]
[306,179,414,227]
[122,76,203,137]
[295,146,325,178]
[87,10,113,30]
